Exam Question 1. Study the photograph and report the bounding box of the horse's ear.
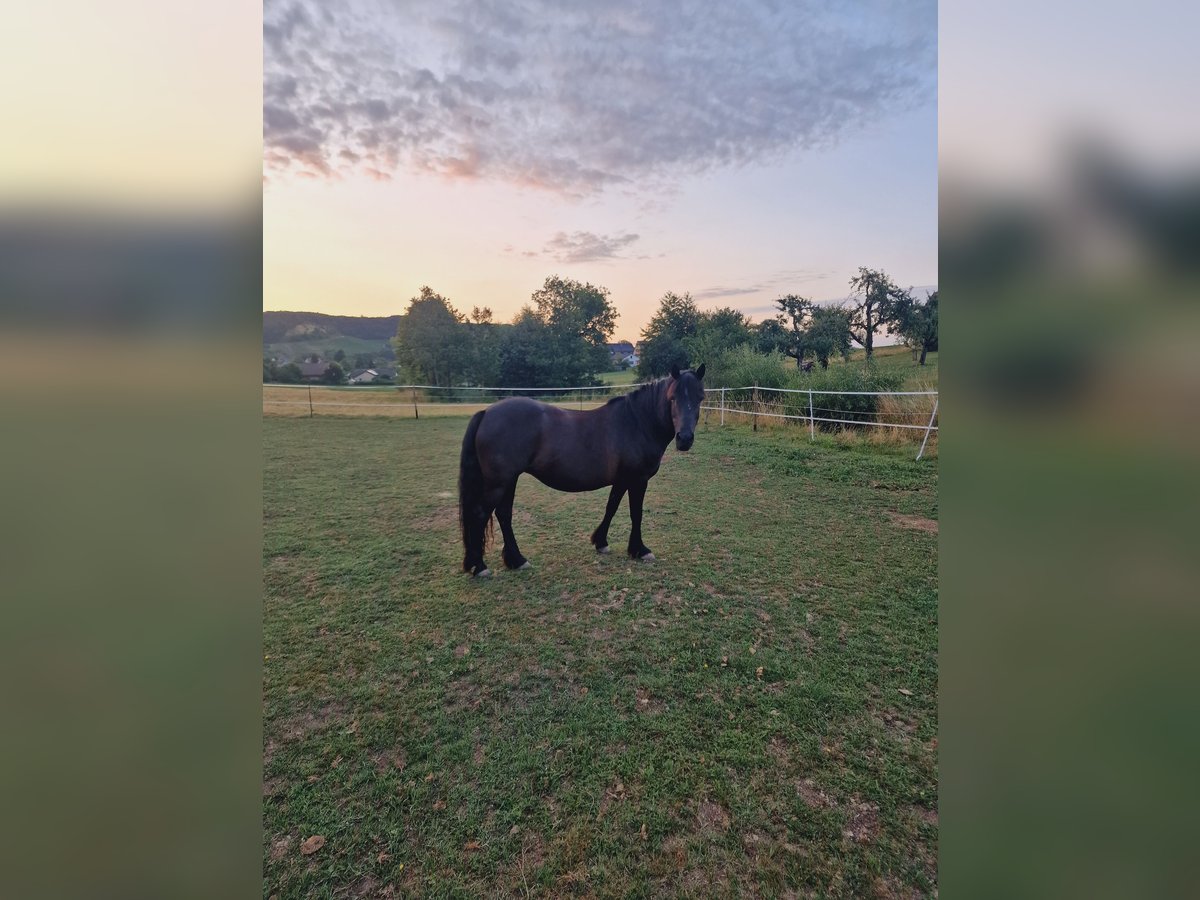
[695,363,706,380]
[670,364,681,380]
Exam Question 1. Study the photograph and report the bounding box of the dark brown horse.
[459,364,705,576]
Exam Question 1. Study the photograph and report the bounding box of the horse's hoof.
[639,552,656,562]
[475,568,492,578]
[517,561,532,570]
[596,545,610,555]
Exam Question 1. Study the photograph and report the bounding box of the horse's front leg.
[626,479,654,560]
[591,483,627,554]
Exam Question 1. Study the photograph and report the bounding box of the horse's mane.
[606,378,664,408]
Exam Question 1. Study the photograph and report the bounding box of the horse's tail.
[459,410,492,571]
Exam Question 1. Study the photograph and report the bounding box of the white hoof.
[475,568,492,578]
[597,545,611,555]
[517,561,532,570]
[639,552,656,562]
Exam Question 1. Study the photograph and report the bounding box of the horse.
[458,364,706,577]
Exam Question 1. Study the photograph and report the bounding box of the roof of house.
[298,361,329,377]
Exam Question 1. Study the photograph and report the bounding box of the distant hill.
[263,311,400,343]
[263,311,400,362]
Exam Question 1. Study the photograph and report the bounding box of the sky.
[263,0,937,341]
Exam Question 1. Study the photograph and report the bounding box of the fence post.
[720,388,726,426]
[308,385,313,418]
[752,384,759,432]
[411,386,419,420]
[916,396,938,461]
[808,389,814,440]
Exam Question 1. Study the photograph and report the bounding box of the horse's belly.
[528,464,610,493]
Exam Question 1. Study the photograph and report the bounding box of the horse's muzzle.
[675,432,694,451]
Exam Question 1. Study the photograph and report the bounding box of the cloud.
[263,0,935,192]
[541,231,641,263]
[692,268,832,300]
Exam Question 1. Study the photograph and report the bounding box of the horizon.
[264,1,936,337]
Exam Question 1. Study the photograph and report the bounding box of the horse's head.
[667,363,706,451]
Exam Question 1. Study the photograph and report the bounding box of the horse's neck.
[631,381,673,447]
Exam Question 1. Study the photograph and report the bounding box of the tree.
[805,306,853,368]
[897,290,938,365]
[393,286,468,386]
[276,362,302,383]
[637,292,699,377]
[264,359,302,383]
[845,267,909,360]
[753,317,790,355]
[333,348,346,363]
[464,319,503,386]
[530,275,619,381]
[497,307,560,387]
[692,307,751,358]
[773,294,816,367]
[319,362,347,385]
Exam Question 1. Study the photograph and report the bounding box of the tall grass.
[705,346,912,431]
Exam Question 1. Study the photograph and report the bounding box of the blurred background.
[941,1,1200,897]
[0,1,262,897]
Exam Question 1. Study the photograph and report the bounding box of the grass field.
[263,415,938,898]
[599,369,640,386]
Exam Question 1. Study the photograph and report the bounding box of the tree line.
[392,276,619,387]
[636,267,937,378]
[335,267,938,389]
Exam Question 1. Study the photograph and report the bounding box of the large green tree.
[845,267,909,359]
[393,286,468,386]
[773,294,815,367]
[529,275,619,382]
[497,307,561,387]
[637,292,700,377]
[692,307,751,361]
[897,290,938,365]
[805,306,853,368]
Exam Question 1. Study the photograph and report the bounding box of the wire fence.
[264,382,939,459]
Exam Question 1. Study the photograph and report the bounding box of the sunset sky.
[263,0,937,340]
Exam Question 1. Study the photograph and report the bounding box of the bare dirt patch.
[696,800,731,833]
[268,834,292,860]
[277,702,348,742]
[910,804,938,827]
[795,777,837,810]
[411,506,458,531]
[766,736,792,767]
[372,749,407,773]
[634,686,665,715]
[886,512,938,534]
[741,830,769,858]
[842,799,881,844]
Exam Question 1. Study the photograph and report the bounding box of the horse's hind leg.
[463,500,492,576]
[464,483,506,577]
[591,483,627,554]
[496,479,529,570]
